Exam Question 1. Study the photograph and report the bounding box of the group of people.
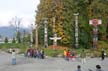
[11,48,45,65]
[11,48,106,65]
[25,48,45,59]
[63,49,86,63]
[64,49,76,61]
[64,49,106,64]
[76,65,103,71]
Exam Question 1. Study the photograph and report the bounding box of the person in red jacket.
[66,50,70,61]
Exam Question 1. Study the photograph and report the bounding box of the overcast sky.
[0,0,40,28]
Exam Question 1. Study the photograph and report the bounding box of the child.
[63,49,67,60]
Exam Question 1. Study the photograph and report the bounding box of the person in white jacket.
[11,49,16,65]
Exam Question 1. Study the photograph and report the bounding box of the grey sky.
[0,0,40,28]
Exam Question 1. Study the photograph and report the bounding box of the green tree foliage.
[35,0,108,48]
[22,30,26,44]
[25,34,31,43]
[4,37,8,43]
[36,0,66,45]
[87,0,108,41]
[12,37,16,43]
[16,32,21,43]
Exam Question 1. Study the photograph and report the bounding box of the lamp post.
[73,13,79,48]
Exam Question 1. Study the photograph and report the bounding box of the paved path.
[0,51,108,71]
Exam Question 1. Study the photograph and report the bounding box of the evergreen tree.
[35,0,108,48]
[16,32,21,43]
[12,37,16,43]
[4,37,8,43]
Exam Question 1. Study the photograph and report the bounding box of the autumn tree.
[35,0,108,48]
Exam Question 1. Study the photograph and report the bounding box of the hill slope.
[0,26,30,38]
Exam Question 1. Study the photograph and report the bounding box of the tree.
[9,16,22,43]
[16,31,21,43]
[36,0,69,46]
[22,30,26,44]
[4,37,8,43]
[25,33,31,43]
[35,0,108,48]
[12,37,16,43]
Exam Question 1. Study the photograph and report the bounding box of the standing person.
[30,48,33,57]
[96,65,103,71]
[36,49,40,58]
[75,65,81,71]
[71,49,76,61]
[11,49,16,65]
[80,49,86,64]
[63,49,67,60]
[37,49,41,59]
[66,50,70,61]
[27,48,30,58]
[101,49,105,61]
[41,49,45,59]
[33,49,37,58]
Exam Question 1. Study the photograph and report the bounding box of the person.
[27,48,30,57]
[101,49,105,60]
[63,49,67,60]
[33,49,37,58]
[75,65,81,71]
[96,65,103,71]
[30,48,33,57]
[80,49,86,64]
[71,49,76,61]
[66,50,70,61]
[37,49,41,59]
[11,49,16,65]
[41,49,45,59]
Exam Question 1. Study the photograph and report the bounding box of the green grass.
[43,48,63,57]
[0,43,29,53]
[0,41,108,57]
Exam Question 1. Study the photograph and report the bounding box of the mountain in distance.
[0,26,30,39]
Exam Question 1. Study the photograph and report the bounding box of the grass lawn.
[0,41,108,57]
[0,43,29,53]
